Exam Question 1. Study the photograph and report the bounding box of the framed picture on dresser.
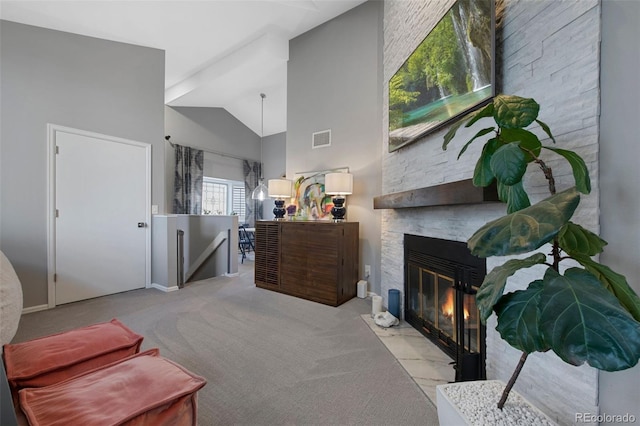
[292,167,348,220]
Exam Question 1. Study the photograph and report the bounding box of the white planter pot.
[436,380,556,425]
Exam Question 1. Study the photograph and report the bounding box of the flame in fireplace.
[441,290,470,320]
[442,290,454,317]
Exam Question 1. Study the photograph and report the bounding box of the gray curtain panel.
[243,160,262,226]
[173,144,204,214]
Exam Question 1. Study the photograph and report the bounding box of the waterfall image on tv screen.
[388,0,495,152]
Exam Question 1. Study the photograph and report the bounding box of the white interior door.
[52,127,150,305]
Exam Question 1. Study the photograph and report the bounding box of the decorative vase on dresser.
[254,221,359,307]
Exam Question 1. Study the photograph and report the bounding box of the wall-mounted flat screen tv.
[388,0,495,152]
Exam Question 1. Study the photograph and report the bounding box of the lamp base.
[273,199,286,220]
[330,197,346,222]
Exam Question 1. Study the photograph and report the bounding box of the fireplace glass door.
[462,291,480,353]
[407,263,482,355]
[422,270,456,341]
[404,234,486,381]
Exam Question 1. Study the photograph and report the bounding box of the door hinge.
[55,209,59,218]
[56,145,59,154]
[53,273,57,282]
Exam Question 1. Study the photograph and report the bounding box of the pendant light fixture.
[251,93,269,201]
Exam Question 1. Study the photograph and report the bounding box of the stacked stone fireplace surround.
[382,1,601,424]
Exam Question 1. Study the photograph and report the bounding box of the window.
[202,179,227,215]
[232,185,246,218]
[202,178,245,217]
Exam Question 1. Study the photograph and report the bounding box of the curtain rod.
[164,135,255,163]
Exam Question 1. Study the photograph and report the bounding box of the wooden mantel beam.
[373,179,500,209]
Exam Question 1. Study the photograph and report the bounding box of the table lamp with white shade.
[324,172,353,222]
[268,178,293,220]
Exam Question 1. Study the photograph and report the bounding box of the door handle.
[137,222,146,228]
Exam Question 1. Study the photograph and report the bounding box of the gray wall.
[599,0,640,422]
[287,0,383,290]
[0,20,165,308]
[262,132,287,220]
[164,106,260,163]
[202,154,245,183]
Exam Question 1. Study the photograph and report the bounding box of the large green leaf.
[443,104,494,150]
[558,222,607,256]
[493,95,540,129]
[500,128,542,162]
[473,138,501,187]
[457,127,495,160]
[468,187,580,257]
[496,180,509,203]
[504,181,531,214]
[571,254,640,322]
[536,119,556,144]
[495,280,551,353]
[490,143,527,186]
[539,268,640,371]
[476,253,548,323]
[543,146,591,194]
[497,181,531,213]
[465,101,495,128]
[442,118,468,151]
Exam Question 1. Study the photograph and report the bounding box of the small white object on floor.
[371,295,382,316]
[357,280,367,298]
[374,311,399,328]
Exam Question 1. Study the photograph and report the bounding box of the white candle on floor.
[372,295,382,317]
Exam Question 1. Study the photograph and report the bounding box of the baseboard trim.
[22,284,180,313]
[22,304,49,315]
[151,283,180,293]
[224,272,239,277]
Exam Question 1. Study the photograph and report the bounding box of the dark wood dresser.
[254,221,359,306]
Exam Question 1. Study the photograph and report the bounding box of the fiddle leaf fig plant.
[443,94,640,409]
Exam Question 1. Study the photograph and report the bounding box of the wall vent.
[311,129,331,149]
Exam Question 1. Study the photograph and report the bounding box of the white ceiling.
[0,0,367,136]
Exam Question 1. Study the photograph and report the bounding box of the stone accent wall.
[382,1,601,424]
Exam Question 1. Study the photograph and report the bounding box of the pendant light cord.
[260,93,266,180]
[250,93,269,201]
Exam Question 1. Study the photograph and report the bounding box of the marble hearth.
[361,314,452,405]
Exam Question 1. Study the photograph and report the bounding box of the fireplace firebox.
[404,234,486,381]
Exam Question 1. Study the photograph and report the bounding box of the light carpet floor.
[12,260,439,425]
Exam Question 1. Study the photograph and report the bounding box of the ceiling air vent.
[311,129,331,149]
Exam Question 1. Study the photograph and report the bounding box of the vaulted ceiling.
[0,0,367,136]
